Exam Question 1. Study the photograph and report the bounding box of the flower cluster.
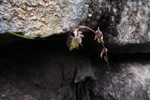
[94,27,104,44]
[67,28,84,51]
[67,25,119,100]
[67,26,104,51]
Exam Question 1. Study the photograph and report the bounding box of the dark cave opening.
[0,34,150,100]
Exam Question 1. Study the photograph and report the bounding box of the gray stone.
[0,40,77,100]
[0,40,150,100]
[76,54,150,100]
[74,55,96,83]
[100,0,150,45]
[0,0,90,37]
[0,0,150,52]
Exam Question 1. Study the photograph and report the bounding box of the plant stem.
[70,25,119,100]
[70,25,97,35]
[100,40,119,100]
[6,31,66,40]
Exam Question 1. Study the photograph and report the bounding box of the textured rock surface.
[75,53,150,100]
[0,0,91,37]
[115,1,150,44]
[0,0,149,44]
[100,0,150,45]
[0,39,150,100]
[0,40,77,100]
[1,1,150,99]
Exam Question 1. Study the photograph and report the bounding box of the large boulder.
[0,0,150,52]
[0,40,150,100]
[0,0,149,40]
[0,0,91,37]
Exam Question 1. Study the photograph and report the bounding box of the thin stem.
[70,25,97,35]
[100,40,119,100]
[70,25,119,100]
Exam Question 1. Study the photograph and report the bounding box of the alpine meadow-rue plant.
[67,25,119,100]
[3,25,119,100]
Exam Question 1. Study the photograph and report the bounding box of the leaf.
[6,31,35,40]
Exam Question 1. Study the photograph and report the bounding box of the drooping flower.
[94,27,104,44]
[94,35,101,43]
[67,29,84,51]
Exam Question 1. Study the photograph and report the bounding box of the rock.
[97,0,150,53]
[74,54,96,83]
[0,0,91,37]
[0,0,150,53]
[75,53,150,100]
[0,40,77,100]
[0,38,150,100]
[0,77,37,100]
[98,0,150,45]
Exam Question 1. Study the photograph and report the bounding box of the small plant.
[3,25,119,100]
[67,25,119,100]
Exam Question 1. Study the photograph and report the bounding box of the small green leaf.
[6,31,35,40]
